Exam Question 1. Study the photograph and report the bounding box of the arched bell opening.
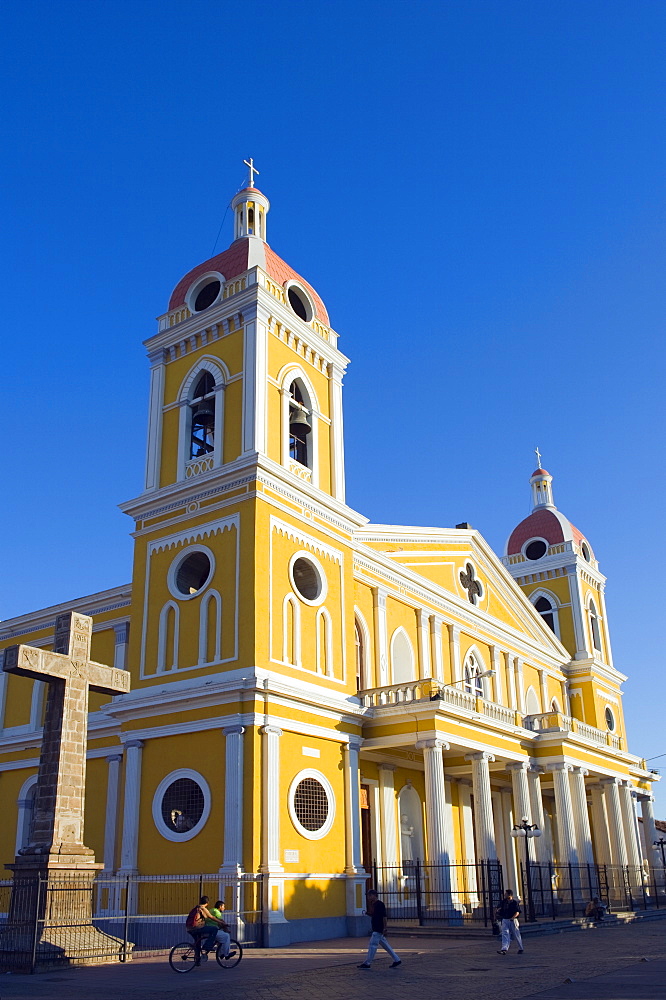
[288,379,312,469]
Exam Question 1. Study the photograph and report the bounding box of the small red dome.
[531,468,550,477]
[168,238,329,325]
[506,508,585,557]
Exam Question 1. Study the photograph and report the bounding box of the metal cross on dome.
[244,157,260,188]
[460,562,483,605]
[534,446,542,469]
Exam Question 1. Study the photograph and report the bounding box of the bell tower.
[502,459,627,735]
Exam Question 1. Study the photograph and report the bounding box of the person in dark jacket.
[357,890,402,969]
[495,889,524,955]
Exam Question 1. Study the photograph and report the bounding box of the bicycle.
[169,935,243,973]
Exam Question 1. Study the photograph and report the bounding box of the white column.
[103,753,123,872]
[507,762,532,824]
[638,794,658,864]
[490,645,503,704]
[221,725,245,874]
[569,767,594,865]
[416,610,431,679]
[448,623,461,683]
[344,738,364,873]
[528,766,549,862]
[589,784,612,865]
[260,725,283,872]
[458,779,479,903]
[373,588,389,687]
[330,363,346,501]
[506,654,517,710]
[537,669,549,713]
[619,781,642,870]
[415,739,453,864]
[514,658,525,714]
[0,662,7,728]
[144,352,165,491]
[430,616,444,682]
[550,763,578,864]
[466,752,497,859]
[601,777,628,866]
[378,764,397,865]
[119,739,144,873]
[497,789,519,892]
[242,305,269,454]
[566,568,588,658]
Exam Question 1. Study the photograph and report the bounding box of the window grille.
[293,777,329,832]
[161,778,205,834]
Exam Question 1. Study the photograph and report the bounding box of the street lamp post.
[653,838,666,867]
[511,818,542,923]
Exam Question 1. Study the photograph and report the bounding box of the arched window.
[16,775,38,854]
[288,380,312,469]
[525,685,541,716]
[158,601,179,672]
[535,596,555,631]
[198,590,222,665]
[283,594,301,666]
[589,600,602,652]
[316,607,333,677]
[189,372,216,459]
[463,653,484,697]
[355,618,364,691]
[391,629,415,684]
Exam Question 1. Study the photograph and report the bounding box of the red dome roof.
[506,508,585,556]
[168,238,329,325]
[532,467,550,476]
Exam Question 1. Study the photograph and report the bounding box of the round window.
[194,280,221,312]
[290,554,326,604]
[581,543,591,562]
[168,546,214,600]
[288,769,335,840]
[152,769,211,842]
[525,539,548,561]
[175,552,211,596]
[605,707,615,732]
[287,285,312,323]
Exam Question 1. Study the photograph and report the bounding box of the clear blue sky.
[2,2,665,809]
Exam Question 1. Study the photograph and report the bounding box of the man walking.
[357,889,402,969]
[495,889,524,955]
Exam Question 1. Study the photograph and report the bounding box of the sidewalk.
[0,920,663,1000]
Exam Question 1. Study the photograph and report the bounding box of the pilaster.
[119,740,144,873]
[220,726,245,874]
[102,753,123,872]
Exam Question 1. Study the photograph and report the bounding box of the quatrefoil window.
[460,562,483,605]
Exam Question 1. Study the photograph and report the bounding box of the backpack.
[186,905,205,929]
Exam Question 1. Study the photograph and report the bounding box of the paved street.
[0,920,664,1000]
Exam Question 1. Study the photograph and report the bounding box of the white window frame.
[288,768,336,841]
[152,768,212,843]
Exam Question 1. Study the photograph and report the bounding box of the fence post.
[415,858,423,925]
[121,874,131,962]
[198,873,204,901]
[29,876,43,975]
[548,863,556,920]
[479,861,487,926]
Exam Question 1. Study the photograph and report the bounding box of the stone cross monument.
[1,611,130,969]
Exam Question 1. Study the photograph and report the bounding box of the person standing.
[357,889,402,969]
[495,889,524,955]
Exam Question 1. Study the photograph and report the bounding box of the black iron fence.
[520,862,666,920]
[0,872,264,972]
[372,860,504,926]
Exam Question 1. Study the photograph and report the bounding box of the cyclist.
[186,895,222,962]
[207,899,236,960]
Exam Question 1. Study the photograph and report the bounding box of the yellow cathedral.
[0,170,659,945]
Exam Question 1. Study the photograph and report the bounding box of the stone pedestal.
[0,858,129,972]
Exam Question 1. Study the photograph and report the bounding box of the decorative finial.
[534,446,542,469]
[244,157,260,188]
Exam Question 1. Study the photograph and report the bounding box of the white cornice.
[0,585,132,640]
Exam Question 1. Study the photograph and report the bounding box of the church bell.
[289,406,311,436]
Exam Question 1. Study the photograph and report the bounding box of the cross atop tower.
[244,157,260,188]
[534,446,542,469]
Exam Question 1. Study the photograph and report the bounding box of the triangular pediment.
[355,524,568,659]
